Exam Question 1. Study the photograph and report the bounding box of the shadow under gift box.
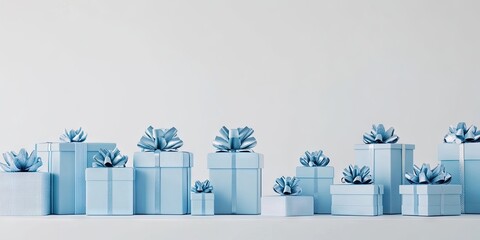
[207,152,263,215]
[86,168,134,215]
[355,144,414,214]
[0,172,50,215]
[133,151,193,215]
[438,143,480,213]
[191,193,214,216]
[296,166,333,214]
[330,184,384,216]
[261,196,314,216]
[35,142,116,215]
[399,185,461,216]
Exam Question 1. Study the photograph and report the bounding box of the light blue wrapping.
[85,168,134,215]
[35,142,116,214]
[330,184,384,216]
[133,151,193,215]
[296,166,334,214]
[207,152,263,215]
[191,192,214,216]
[399,185,462,216]
[354,144,414,214]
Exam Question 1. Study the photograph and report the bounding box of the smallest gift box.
[330,184,384,216]
[191,193,214,216]
[261,196,314,216]
[399,185,462,216]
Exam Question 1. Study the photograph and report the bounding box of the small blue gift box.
[296,166,333,214]
[399,185,461,216]
[355,144,414,214]
[35,142,116,214]
[439,143,480,213]
[207,153,264,215]
[330,184,384,216]
[191,193,214,216]
[85,168,134,215]
[133,151,193,215]
[261,196,314,216]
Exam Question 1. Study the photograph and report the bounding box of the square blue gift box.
[399,185,461,216]
[296,166,333,214]
[208,152,264,215]
[330,184,384,216]
[355,144,414,214]
[35,142,116,214]
[134,151,193,215]
[85,168,134,215]
[191,193,214,216]
[261,196,314,216]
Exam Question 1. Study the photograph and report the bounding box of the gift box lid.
[191,192,215,201]
[207,152,264,169]
[296,166,334,178]
[85,167,134,181]
[354,144,415,150]
[399,184,462,195]
[133,151,193,168]
[35,142,116,152]
[438,142,480,160]
[330,184,383,195]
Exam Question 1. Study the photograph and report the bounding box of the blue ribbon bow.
[405,163,452,184]
[0,148,42,172]
[191,180,213,193]
[60,128,87,142]
[137,126,184,152]
[300,150,330,167]
[92,148,128,168]
[273,176,302,195]
[341,165,373,184]
[444,122,480,144]
[363,124,399,144]
[212,126,257,152]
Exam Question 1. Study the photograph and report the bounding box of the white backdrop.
[1,0,480,195]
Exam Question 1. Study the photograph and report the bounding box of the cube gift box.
[191,193,214,216]
[399,185,461,216]
[261,196,314,216]
[296,166,333,214]
[330,184,384,216]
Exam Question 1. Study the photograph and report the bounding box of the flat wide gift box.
[438,142,480,213]
[86,168,134,215]
[330,184,384,216]
[208,152,264,215]
[191,193,214,216]
[261,196,314,216]
[35,142,116,214]
[0,172,50,215]
[296,166,333,214]
[134,151,193,215]
[399,185,461,216]
[355,144,414,214]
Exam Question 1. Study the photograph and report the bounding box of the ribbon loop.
[299,150,330,167]
[444,122,480,143]
[137,126,183,152]
[0,148,42,172]
[341,165,373,184]
[92,148,128,168]
[191,180,213,193]
[363,124,399,144]
[273,176,302,195]
[60,128,87,142]
[212,126,257,152]
[405,164,452,184]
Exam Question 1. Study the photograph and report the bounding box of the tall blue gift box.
[296,166,333,214]
[355,144,414,214]
[330,184,384,216]
[191,193,214,216]
[207,152,264,215]
[35,142,116,214]
[438,142,480,213]
[86,168,134,215]
[133,151,193,214]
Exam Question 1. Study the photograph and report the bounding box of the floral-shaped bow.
[363,124,399,144]
[60,128,87,142]
[341,165,373,184]
[212,126,257,152]
[191,180,213,193]
[273,176,302,195]
[300,150,330,167]
[137,126,184,152]
[0,148,42,172]
[92,148,128,167]
[444,122,480,144]
[405,164,452,184]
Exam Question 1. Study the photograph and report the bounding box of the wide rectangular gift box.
[330,184,384,216]
[355,144,414,214]
[208,152,263,215]
[191,193,214,216]
[35,142,116,214]
[261,196,314,216]
[134,151,193,215]
[296,166,333,214]
[399,184,461,216]
[438,142,480,213]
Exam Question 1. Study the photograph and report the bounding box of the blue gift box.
[399,185,461,216]
[85,168,134,215]
[207,152,263,215]
[438,143,480,213]
[191,193,214,216]
[133,151,193,215]
[296,166,333,214]
[330,184,384,216]
[35,142,116,214]
[261,196,314,216]
[354,144,414,214]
